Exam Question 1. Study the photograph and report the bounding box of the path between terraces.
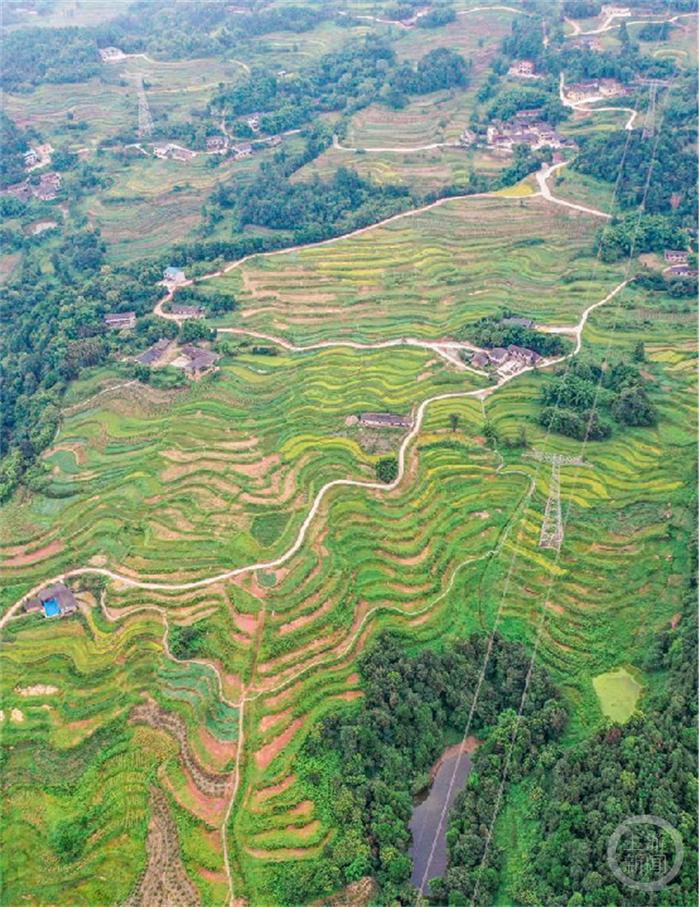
[567,10,694,37]
[332,133,460,153]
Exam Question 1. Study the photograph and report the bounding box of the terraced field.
[206,194,626,342]
[1,167,696,903]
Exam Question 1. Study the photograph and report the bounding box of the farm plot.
[83,152,259,262]
[0,346,481,590]
[0,170,696,905]
[207,194,626,343]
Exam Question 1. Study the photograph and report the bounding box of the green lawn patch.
[593,667,642,723]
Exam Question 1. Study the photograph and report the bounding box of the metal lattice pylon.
[525,451,591,551]
[134,74,153,137]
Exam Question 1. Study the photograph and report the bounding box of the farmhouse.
[232,143,253,159]
[136,338,172,365]
[507,344,543,366]
[487,347,509,366]
[471,351,491,369]
[23,597,43,614]
[36,582,78,619]
[153,143,196,162]
[569,35,602,50]
[509,59,538,78]
[565,79,628,102]
[359,412,412,429]
[104,311,136,330]
[1,181,33,202]
[170,304,205,319]
[459,128,477,147]
[513,108,544,122]
[245,114,261,132]
[664,249,689,264]
[599,78,627,97]
[180,345,221,378]
[601,5,631,17]
[24,148,38,168]
[34,172,61,201]
[206,136,228,152]
[668,264,698,278]
[266,134,282,147]
[99,46,126,62]
[163,266,186,285]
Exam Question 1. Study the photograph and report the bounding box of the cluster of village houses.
[103,266,222,380]
[486,109,577,154]
[1,170,62,202]
[150,128,281,164]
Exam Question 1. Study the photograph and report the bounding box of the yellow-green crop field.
[1,184,696,904]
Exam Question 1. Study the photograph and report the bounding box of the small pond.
[409,739,477,893]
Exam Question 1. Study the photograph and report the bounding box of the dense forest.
[538,355,658,442]
[269,632,567,905]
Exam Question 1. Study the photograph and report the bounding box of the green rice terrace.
[1,186,696,905]
[0,1,697,905]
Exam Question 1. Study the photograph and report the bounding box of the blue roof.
[43,598,61,618]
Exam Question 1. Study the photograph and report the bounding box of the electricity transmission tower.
[134,74,153,137]
[525,451,591,551]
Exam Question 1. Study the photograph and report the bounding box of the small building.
[104,312,137,330]
[246,114,261,132]
[34,171,61,201]
[38,582,78,619]
[664,249,689,264]
[24,148,38,168]
[99,46,126,63]
[206,136,228,152]
[471,351,491,369]
[181,345,221,378]
[599,78,627,97]
[509,59,537,78]
[513,108,544,122]
[507,344,542,366]
[170,304,204,319]
[668,264,698,278]
[136,338,172,365]
[487,347,509,366]
[232,143,253,160]
[601,5,631,17]
[459,128,477,147]
[266,134,282,147]
[163,266,186,285]
[24,597,43,613]
[359,412,412,429]
[565,80,601,102]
